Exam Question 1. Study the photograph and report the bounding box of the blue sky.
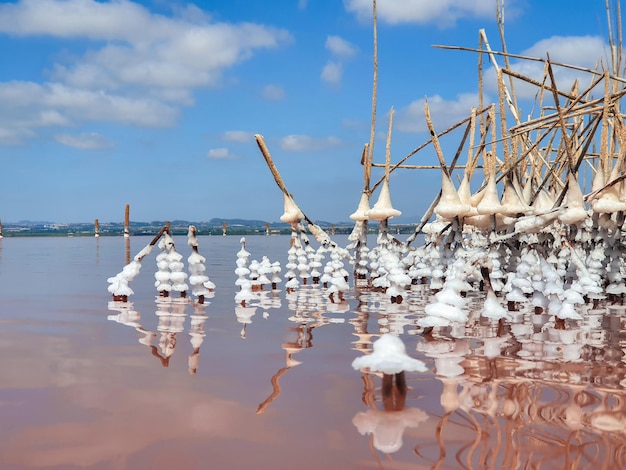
[0,0,617,223]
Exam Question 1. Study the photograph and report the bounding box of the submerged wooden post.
[124,204,130,238]
[222,222,227,236]
[94,218,99,238]
[0,218,3,239]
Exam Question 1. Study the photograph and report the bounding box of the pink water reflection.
[0,236,624,469]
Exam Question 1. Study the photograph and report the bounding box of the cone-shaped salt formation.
[352,334,427,374]
[367,180,401,221]
[280,193,304,224]
[559,172,588,225]
[350,192,371,221]
[434,171,471,221]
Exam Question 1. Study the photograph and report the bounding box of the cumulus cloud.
[0,0,291,145]
[325,35,357,58]
[344,0,513,27]
[280,134,342,152]
[321,35,356,86]
[321,61,343,85]
[262,84,286,100]
[207,147,233,159]
[395,93,481,133]
[54,132,114,149]
[222,130,253,143]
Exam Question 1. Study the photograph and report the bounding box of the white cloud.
[395,93,481,133]
[0,0,292,144]
[222,131,253,143]
[54,132,114,149]
[344,0,513,27]
[325,35,357,58]
[207,147,232,159]
[321,61,343,85]
[0,127,35,145]
[280,134,342,152]
[262,84,286,101]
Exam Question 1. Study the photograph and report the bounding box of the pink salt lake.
[0,235,624,469]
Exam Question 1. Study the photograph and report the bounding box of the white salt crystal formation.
[352,333,428,374]
[107,243,154,301]
[186,225,215,304]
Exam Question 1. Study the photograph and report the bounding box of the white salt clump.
[235,237,251,289]
[187,226,215,302]
[352,334,428,374]
[559,172,588,225]
[482,289,511,321]
[235,279,255,306]
[107,242,155,298]
[434,171,471,221]
[350,192,371,221]
[367,180,401,221]
[155,234,174,296]
[476,171,502,216]
[418,258,470,327]
[280,193,304,223]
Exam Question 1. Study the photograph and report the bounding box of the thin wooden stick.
[384,107,394,182]
[424,99,449,175]
[432,43,626,85]
[255,134,289,195]
[367,0,378,184]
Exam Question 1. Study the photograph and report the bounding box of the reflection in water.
[108,296,210,374]
[256,322,313,414]
[353,371,429,455]
[410,300,626,469]
[125,236,131,265]
[102,236,626,468]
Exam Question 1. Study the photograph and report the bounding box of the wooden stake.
[124,204,130,238]
[255,134,289,196]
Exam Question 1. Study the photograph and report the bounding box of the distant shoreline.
[0,219,418,238]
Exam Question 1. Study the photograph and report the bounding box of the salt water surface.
[0,235,624,469]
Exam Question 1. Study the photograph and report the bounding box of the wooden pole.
[124,204,130,238]
[94,218,99,238]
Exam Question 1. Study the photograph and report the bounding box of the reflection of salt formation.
[235,289,283,339]
[235,304,256,339]
[187,225,215,304]
[188,305,208,375]
[353,405,428,454]
[417,338,469,380]
[286,285,346,326]
[257,323,313,414]
[108,296,213,374]
[107,301,157,349]
[107,301,141,328]
[153,298,187,367]
[377,301,413,336]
